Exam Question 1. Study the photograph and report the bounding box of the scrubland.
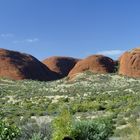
[1,71,140,140]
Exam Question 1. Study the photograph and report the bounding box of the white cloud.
[1,33,14,38]
[97,50,125,56]
[13,38,39,44]
[25,38,39,43]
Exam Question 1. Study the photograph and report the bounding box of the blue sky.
[0,0,140,60]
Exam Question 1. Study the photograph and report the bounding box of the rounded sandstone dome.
[42,56,79,79]
[119,48,140,78]
[0,48,56,81]
[130,48,140,53]
[68,55,115,78]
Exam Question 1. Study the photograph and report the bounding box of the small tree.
[52,106,73,140]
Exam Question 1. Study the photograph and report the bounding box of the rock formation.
[2,48,131,81]
[119,48,140,78]
[42,56,79,79]
[68,55,115,78]
[0,48,57,81]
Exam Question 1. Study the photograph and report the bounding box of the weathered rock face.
[42,56,79,79]
[119,48,140,78]
[0,48,57,81]
[68,55,115,78]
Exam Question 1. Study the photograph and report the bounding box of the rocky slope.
[119,48,140,78]
[68,55,115,79]
[0,48,57,81]
[1,47,140,81]
[42,56,79,79]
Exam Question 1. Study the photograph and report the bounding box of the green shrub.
[52,107,73,140]
[70,117,114,140]
[29,133,41,140]
[29,133,50,140]
[19,120,52,140]
[114,61,119,73]
[52,106,114,140]
[0,120,20,140]
[70,101,100,113]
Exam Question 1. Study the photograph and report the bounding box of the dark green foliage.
[70,117,114,140]
[0,120,20,140]
[114,61,119,73]
[52,107,114,140]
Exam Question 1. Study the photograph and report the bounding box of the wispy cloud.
[0,33,14,38]
[97,50,125,56]
[25,38,39,43]
[13,38,39,44]
[1,33,40,45]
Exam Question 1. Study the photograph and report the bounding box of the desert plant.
[19,120,52,140]
[119,121,140,140]
[29,133,41,140]
[28,133,50,140]
[52,106,73,140]
[70,117,114,140]
[0,120,20,140]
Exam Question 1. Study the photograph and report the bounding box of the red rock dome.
[42,56,79,79]
[119,48,140,78]
[0,48,57,81]
[68,55,115,78]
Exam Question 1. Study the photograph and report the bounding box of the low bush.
[52,107,73,140]
[19,120,52,140]
[70,117,114,140]
[52,106,114,140]
[117,121,140,140]
[0,120,20,140]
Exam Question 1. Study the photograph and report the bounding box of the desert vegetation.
[1,71,140,139]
